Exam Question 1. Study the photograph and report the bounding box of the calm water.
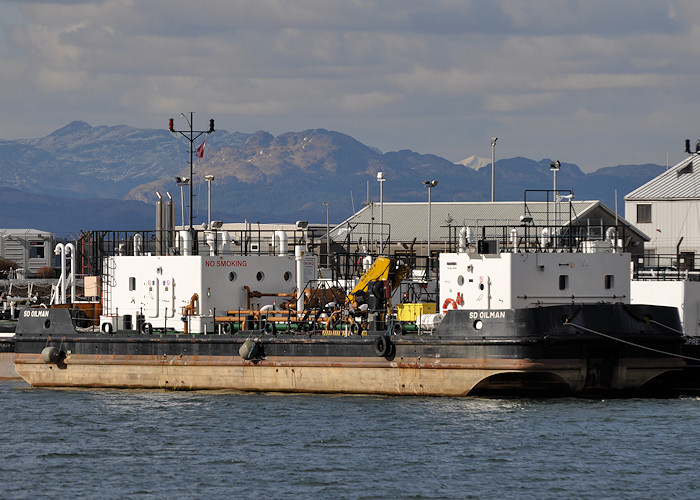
[1,380,698,499]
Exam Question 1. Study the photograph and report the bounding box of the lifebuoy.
[442,298,458,314]
[393,322,404,336]
[142,322,153,335]
[374,335,391,357]
[101,322,113,334]
[264,321,277,335]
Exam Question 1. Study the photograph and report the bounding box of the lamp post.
[175,176,190,228]
[423,180,438,278]
[204,174,215,229]
[550,160,561,228]
[491,137,498,202]
[323,201,330,266]
[377,172,385,254]
[168,113,215,233]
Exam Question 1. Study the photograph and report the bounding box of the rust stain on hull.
[13,353,683,396]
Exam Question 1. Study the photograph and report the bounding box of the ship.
[12,203,688,396]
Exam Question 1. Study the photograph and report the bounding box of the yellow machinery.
[347,256,410,304]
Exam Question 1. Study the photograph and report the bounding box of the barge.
[12,216,687,396]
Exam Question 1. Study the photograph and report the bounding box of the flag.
[196,138,206,158]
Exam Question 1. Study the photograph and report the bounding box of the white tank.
[416,313,444,330]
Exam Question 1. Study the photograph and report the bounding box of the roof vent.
[685,139,691,154]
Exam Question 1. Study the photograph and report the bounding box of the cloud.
[0,0,698,173]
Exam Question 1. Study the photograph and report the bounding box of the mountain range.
[0,121,665,235]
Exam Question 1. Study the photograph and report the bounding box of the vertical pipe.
[66,243,76,304]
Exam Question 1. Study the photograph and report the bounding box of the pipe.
[66,243,76,304]
[458,226,471,253]
[155,191,163,256]
[133,233,143,256]
[54,243,65,304]
[295,246,304,312]
[274,230,288,256]
[206,231,216,256]
[182,293,199,335]
[219,231,231,255]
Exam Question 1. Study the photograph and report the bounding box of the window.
[29,241,45,259]
[129,277,136,291]
[604,275,614,289]
[559,275,568,290]
[636,204,652,223]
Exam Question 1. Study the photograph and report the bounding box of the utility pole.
[169,113,215,233]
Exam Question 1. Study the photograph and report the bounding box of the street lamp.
[377,172,385,254]
[491,137,498,202]
[175,176,190,227]
[204,174,215,229]
[323,201,330,266]
[550,160,561,228]
[423,180,438,278]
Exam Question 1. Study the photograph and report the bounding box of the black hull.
[13,304,688,396]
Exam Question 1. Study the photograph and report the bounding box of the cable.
[564,322,700,362]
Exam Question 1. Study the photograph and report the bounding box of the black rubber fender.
[101,322,113,334]
[374,335,391,357]
[142,322,153,335]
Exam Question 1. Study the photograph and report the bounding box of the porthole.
[473,320,483,330]
[479,283,484,291]
[283,271,292,282]
[256,271,265,282]
[44,319,51,329]
[457,275,464,286]
[229,271,237,282]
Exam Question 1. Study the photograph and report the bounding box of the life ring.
[142,322,153,335]
[101,322,113,334]
[264,322,277,335]
[393,322,404,336]
[374,335,391,357]
[442,298,458,314]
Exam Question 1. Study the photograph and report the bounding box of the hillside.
[0,123,665,234]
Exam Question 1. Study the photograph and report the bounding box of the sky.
[1,0,699,172]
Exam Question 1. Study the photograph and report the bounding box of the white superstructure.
[101,251,317,334]
[439,248,630,313]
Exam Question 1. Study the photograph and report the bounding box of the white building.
[626,149,700,335]
[0,229,55,277]
[625,152,700,266]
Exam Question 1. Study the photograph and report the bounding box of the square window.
[636,204,652,223]
[29,241,45,259]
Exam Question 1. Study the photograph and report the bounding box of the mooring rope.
[563,322,700,363]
